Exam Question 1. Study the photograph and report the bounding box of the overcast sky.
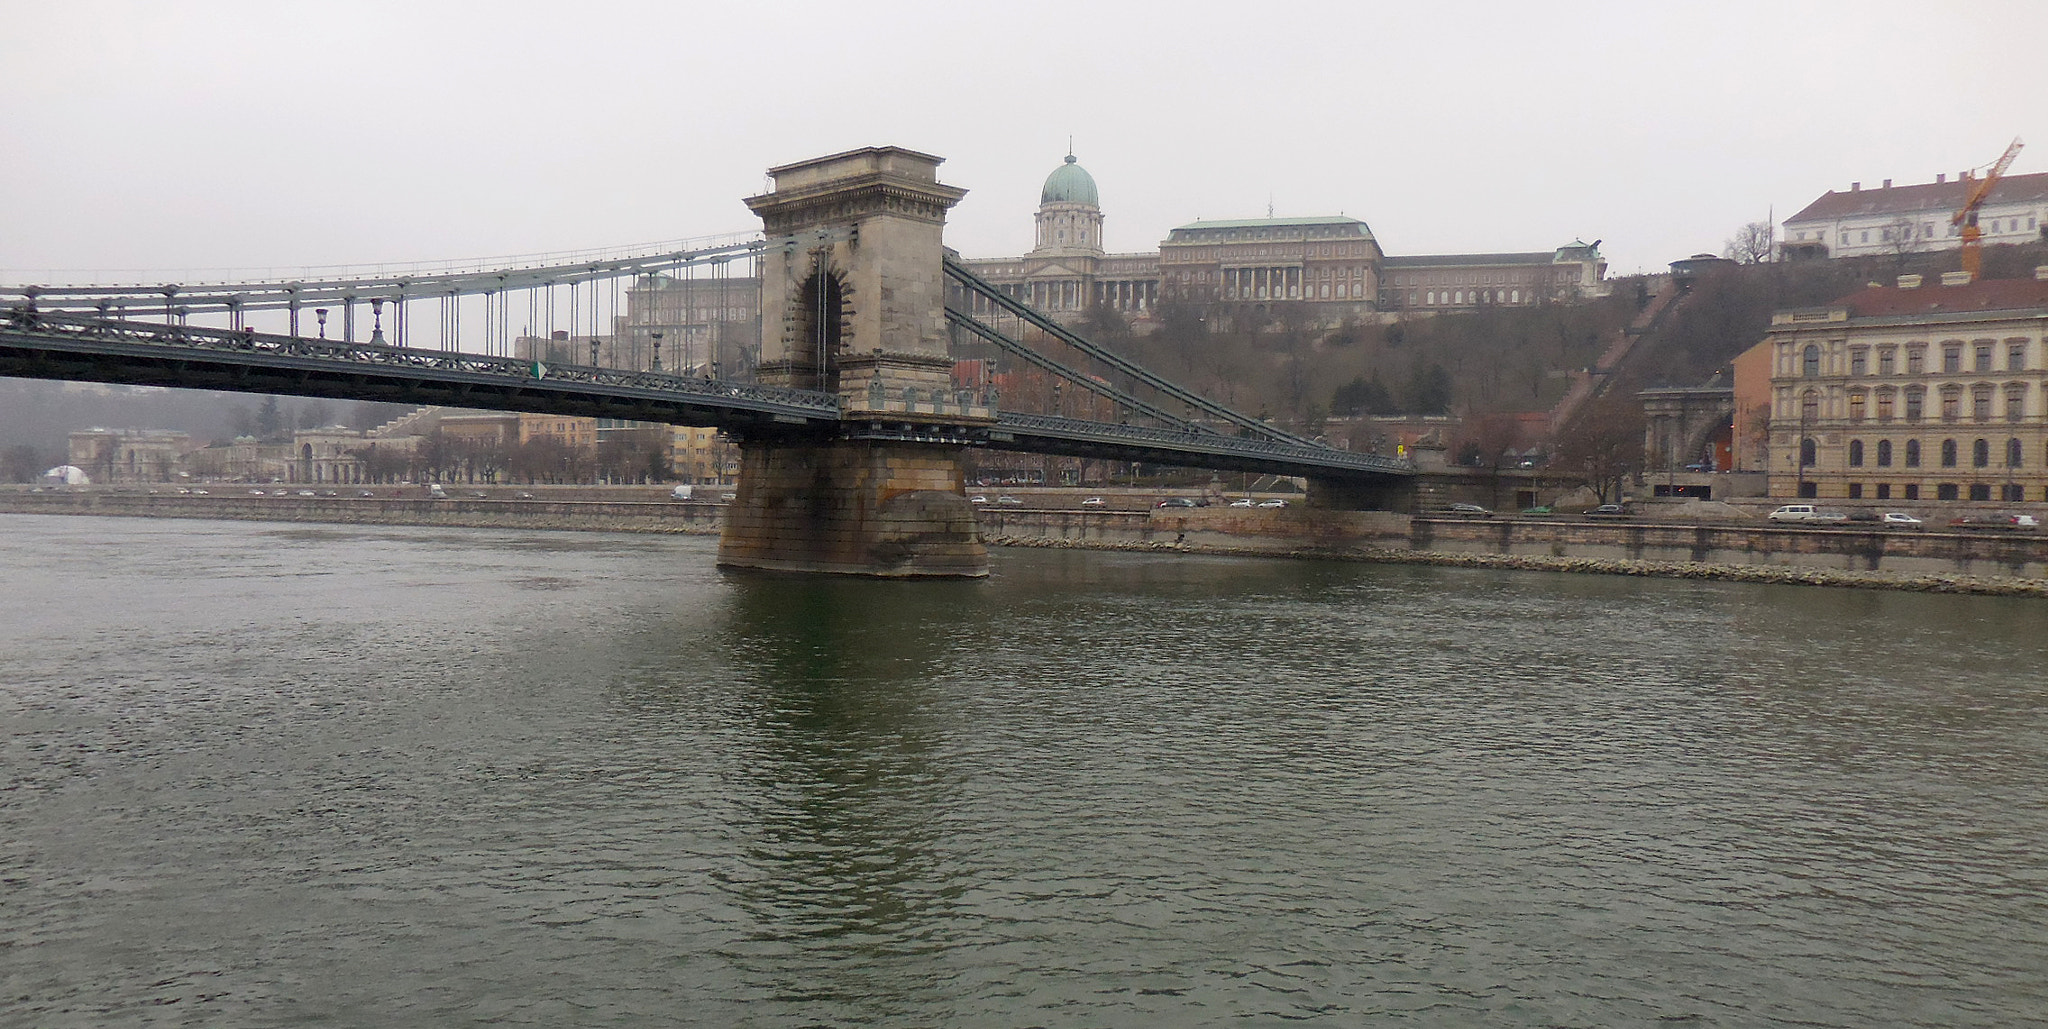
[4,0,2043,284]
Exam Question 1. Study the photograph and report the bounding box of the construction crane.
[1951,137,2024,279]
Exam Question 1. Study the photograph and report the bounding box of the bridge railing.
[4,311,840,415]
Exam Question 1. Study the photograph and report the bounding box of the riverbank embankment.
[6,489,2046,596]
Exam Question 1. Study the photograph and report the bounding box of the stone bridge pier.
[717,147,995,577]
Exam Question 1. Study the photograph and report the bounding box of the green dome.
[1041,153,1099,206]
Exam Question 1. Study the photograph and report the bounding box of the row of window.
[1820,383,2034,422]
[1803,482,2043,502]
[1801,339,2033,376]
[1805,436,2038,469]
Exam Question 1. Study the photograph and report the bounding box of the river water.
[2,514,2044,1027]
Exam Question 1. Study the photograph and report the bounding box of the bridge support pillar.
[718,438,987,578]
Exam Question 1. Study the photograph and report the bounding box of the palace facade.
[957,152,1609,326]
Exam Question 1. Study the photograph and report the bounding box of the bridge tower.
[719,147,995,577]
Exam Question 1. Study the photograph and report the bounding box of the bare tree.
[1722,221,1775,265]
[1549,391,1645,504]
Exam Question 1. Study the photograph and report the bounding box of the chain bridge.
[2,146,1415,576]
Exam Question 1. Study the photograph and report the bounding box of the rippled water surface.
[3,515,2045,1027]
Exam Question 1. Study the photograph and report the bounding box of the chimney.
[1940,270,1975,286]
[1883,178,1892,189]
[1851,181,1861,191]
[1937,173,1947,184]
[1896,274,1923,289]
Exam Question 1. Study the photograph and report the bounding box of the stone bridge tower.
[718,147,995,577]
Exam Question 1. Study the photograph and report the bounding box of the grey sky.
[4,0,2043,283]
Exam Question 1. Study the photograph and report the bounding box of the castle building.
[958,151,1606,326]
[1750,270,2048,503]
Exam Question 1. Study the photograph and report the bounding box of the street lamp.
[651,331,663,373]
[315,309,328,340]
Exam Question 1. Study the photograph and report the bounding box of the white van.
[669,484,693,501]
[427,483,447,499]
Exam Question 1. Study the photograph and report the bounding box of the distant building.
[1780,171,2048,261]
[1747,269,2048,502]
[67,428,192,484]
[955,151,1608,328]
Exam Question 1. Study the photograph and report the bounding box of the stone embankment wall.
[975,507,2048,596]
[7,492,2046,595]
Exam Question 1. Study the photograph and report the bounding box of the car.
[1258,499,1288,508]
[516,491,535,500]
[996,495,1023,505]
[191,489,209,495]
[1956,513,2043,530]
[1587,504,1629,517]
[1228,498,1255,508]
[1683,462,1715,472]
[1767,504,1845,524]
[297,490,316,497]
[969,495,989,504]
[1879,512,1923,528]
[1081,496,1106,506]
[1441,503,1492,518]
[1519,505,1553,516]
[248,489,266,496]
[357,490,376,497]
[1156,497,1198,509]
[321,490,337,497]
[721,493,736,501]
[470,491,487,498]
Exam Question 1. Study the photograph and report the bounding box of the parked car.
[1768,504,1846,524]
[1951,513,2042,530]
[1157,498,1198,509]
[1257,499,1288,508]
[1440,503,1492,518]
[1587,504,1629,518]
[1229,498,1255,508]
[1879,512,1923,528]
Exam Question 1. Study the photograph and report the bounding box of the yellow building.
[1758,270,2048,503]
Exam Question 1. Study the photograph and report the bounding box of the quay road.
[7,483,2048,533]
[6,484,2047,585]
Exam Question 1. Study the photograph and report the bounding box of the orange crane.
[1951,137,2024,279]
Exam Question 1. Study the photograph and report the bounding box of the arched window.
[1877,439,1893,466]
[1848,439,1864,466]
[1972,438,1990,467]
[1905,439,1922,467]
[1802,344,1821,377]
[2008,438,2024,467]
[1941,439,1958,467]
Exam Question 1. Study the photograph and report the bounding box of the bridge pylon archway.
[719,147,993,577]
